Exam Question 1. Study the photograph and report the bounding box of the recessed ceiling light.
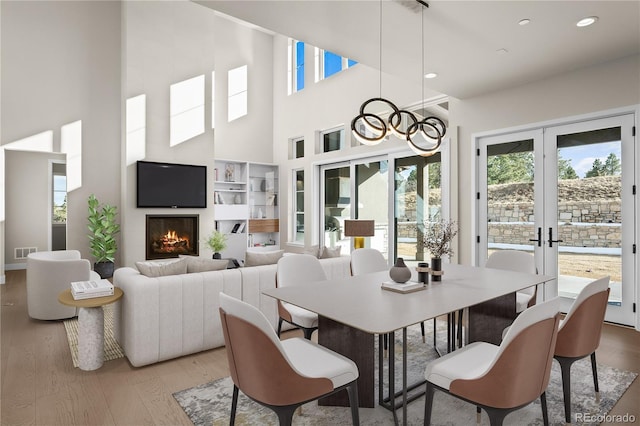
[424,72,438,79]
[576,16,598,27]
[518,18,531,26]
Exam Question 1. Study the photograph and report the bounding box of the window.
[211,71,216,128]
[52,164,67,224]
[291,137,304,159]
[288,39,305,94]
[294,169,304,243]
[314,47,358,82]
[320,127,345,153]
[126,94,146,165]
[170,75,205,146]
[228,65,248,122]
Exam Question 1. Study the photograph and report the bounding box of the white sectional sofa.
[113,256,351,367]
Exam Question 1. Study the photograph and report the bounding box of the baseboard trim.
[5,263,26,271]
[0,274,5,285]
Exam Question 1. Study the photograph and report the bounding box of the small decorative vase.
[431,257,443,282]
[234,194,242,204]
[213,252,222,259]
[389,257,411,283]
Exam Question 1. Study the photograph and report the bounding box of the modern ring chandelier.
[350,0,446,155]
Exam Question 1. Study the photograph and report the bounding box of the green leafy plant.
[87,194,120,263]
[206,230,227,253]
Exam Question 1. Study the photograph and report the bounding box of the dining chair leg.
[421,321,426,343]
[555,356,575,424]
[302,327,314,340]
[230,385,239,426]
[476,406,481,424]
[590,352,600,394]
[277,318,283,337]
[540,392,549,426]
[432,318,437,347]
[273,405,297,426]
[346,380,360,425]
[423,382,436,425]
[484,406,508,426]
[457,309,464,348]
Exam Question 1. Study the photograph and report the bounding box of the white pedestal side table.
[58,287,123,371]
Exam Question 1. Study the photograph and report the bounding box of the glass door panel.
[355,159,388,258]
[485,139,537,263]
[394,153,443,262]
[321,165,351,253]
[545,115,634,325]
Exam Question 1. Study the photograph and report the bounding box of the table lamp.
[344,220,375,249]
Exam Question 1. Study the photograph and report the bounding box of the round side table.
[58,287,123,371]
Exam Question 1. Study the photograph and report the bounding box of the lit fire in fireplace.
[152,229,191,254]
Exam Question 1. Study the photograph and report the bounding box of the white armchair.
[26,250,99,320]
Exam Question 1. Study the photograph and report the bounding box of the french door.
[477,114,636,325]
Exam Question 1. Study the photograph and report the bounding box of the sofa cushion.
[320,245,342,259]
[245,249,284,267]
[135,258,188,277]
[179,255,228,273]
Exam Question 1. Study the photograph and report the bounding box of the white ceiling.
[195,0,640,100]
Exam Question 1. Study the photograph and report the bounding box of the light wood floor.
[2,269,638,425]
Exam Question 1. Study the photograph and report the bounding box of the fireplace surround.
[146,215,199,260]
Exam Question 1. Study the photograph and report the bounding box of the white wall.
[451,54,640,264]
[121,1,274,266]
[1,1,121,270]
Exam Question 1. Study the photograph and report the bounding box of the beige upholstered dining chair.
[26,250,100,320]
[219,292,360,425]
[554,276,610,424]
[350,248,426,345]
[275,254,326,339]
[485,249,538,312]
[424,297,561,426]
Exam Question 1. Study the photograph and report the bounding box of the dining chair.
[485,249,538,313]
[275,254,326,339]
[350,248,426,346]
[219,292,360,425]
[424,297,561,426]
[554,276,610,424]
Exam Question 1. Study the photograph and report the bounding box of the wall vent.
[15,247,37,259]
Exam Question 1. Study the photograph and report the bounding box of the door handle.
[528,227,542,247]
[548,227,563,248]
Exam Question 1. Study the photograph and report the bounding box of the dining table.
[262,262,555,425]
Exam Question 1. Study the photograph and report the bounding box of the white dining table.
[262,262,555,425]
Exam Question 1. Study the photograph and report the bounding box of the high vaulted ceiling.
[195,0,640,100]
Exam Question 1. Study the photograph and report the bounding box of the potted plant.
[87,194,120,278]
[206,230,227,259]
[422,219,458,281]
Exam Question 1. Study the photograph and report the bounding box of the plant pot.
[94,261,114,279]
[389,257,411,283]
[213,253,222,259]
[431,257,443,282]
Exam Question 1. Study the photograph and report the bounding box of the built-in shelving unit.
[214,160,279,261]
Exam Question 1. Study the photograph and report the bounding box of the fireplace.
[146,215,199,260]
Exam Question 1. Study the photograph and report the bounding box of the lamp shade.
[344,220,375,237]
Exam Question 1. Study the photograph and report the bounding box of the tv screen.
[137,161,207,208]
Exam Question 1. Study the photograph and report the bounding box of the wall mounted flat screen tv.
[137,161,207,208]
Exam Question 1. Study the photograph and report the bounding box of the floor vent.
[15,247,37,259]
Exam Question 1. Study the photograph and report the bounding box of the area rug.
[173,324,637,426]
[62,304,125,368]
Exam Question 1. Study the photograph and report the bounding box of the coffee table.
[58,287,123,371]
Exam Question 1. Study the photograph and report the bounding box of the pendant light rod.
[416,0,429,8]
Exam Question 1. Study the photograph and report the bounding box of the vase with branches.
[422,220,458,281]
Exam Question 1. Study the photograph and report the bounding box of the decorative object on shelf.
[421,219,458,282]
[417,262,430,285]
[205,230,227,259]
[344,219,375,249]
[234,194,242,204]
[350,0,446,155]
[389,257,411,283]
[87,194,120,279]
[224,163,235,182]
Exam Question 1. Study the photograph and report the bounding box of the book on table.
[71,279,114,300]
[381,280,425,294]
